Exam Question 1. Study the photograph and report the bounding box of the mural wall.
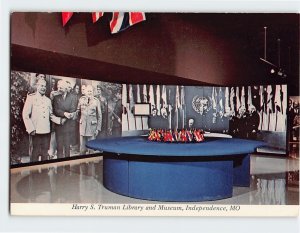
[121,84,287,149]
[10,73,288,165]
[10,71,122,165]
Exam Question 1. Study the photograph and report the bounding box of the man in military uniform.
[77,85,102,154]
[22,79,61,162]
[53,80,77,158]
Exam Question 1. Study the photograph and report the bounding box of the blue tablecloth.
[86,136,266,157]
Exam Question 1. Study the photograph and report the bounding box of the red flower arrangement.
[148,129,205,143]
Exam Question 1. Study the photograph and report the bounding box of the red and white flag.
[62,12,74,27]
[92,12,104,23]
[129,12,146,26]
[110,12,146,34]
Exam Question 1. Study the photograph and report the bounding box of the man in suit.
[247,105,260,139]
[77,85,102,154]
[236,105,248,138]
[53,80,77,158]
[22,79,61,162]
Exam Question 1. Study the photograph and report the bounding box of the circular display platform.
[86,136,266,201]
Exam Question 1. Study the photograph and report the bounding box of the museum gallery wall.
[121,84,287,148]
[10,70,288,165]
[10,71,122,165]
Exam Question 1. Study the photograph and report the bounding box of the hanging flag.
[218,87,224,114]
[225,87,230,115]
[180,86,185,108]
[136,85,141,103]
[149,85,155,112]
[122,84,127,109]
[92,12,104,23]
[236,87,241,112]
[180,86,185,128]
[247,86,252,112]
[110,12,146,34]
[62,12,74,27]
[156,85,161,115]
[142,85,148,130]
[167,89,172,129]
[129,84,135,113]
[175,86,181,110]
[212,87,217,110]
[161,85,167,107]
[230,87,235,113]
[241,86,246,108]
[142,85,147,103]
[129,12,146,25]
[135,85,143,130]
[281,85,287,130]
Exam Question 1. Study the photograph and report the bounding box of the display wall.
[121,84,287,151]
[10,71,122,165]
[10,70,288,165]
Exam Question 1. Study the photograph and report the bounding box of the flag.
[247,86,252,111]
[122,84,127,109]
[236,87,240,112]
[161,85,167,107]
[230,87,235,113]
[149,85,155,112]
[267,85,273,113]
[180,86,185,108]
[62,12,74,27]
[142,85,148,129]
[129,84,135,113]
[156,85,161,115]
[174,86,180,130]
[92,12,104,23]
[135,85,143,130]
[129,12,146,25]
[175,86,181,110]
[110,12,146,34]
[142,85,147,103]
[167,89,172,129]
[136,85,141,103]
[180,86,185,128]
[241,86,246,108]
[212,87,217,110]
[218,87,224,114]
[225,87,230,115]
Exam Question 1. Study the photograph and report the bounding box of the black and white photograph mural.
[122,84,287,152]
[10,71,122,165]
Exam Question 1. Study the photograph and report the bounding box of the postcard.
[9,12,299,217]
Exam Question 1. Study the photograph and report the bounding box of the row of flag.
[62,12,146,34]
[121,84,186,131]
[120,84,287,132]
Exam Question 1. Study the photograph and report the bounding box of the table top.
[86,136,266,157]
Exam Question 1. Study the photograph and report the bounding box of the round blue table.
[86,136,265,202]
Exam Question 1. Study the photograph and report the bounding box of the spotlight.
[270,69,275,74]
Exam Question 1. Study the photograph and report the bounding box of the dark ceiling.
[11,13,299,93]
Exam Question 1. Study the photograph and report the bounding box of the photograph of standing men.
[11,71,122,164]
